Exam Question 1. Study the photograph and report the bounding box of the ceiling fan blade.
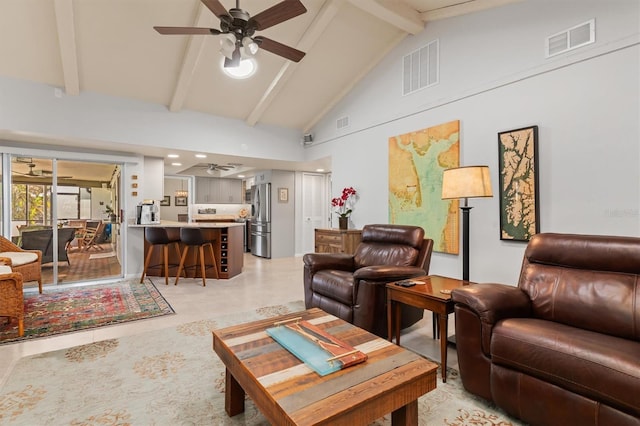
[249,0,307,31]
[154,26,221,35]
[200,0,229,19]
[254,36,305,62]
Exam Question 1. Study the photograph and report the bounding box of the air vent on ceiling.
[546,19,595,58]
[403,39,439,96]
[336,116,349,130]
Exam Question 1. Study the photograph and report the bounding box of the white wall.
[90,188,112,220]
[162,177,190,221]
[1,1,638,284]
[306,0,640,284]
[0,79,304,163]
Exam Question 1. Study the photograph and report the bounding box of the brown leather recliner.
[303,224,434,338]
[451,233,640,426]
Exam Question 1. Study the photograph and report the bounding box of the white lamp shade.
[442,166,493,199]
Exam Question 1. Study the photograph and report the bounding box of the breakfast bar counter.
[129,221,244,279]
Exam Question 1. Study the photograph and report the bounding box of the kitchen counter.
[128,220,245,228]
[131,221,244,279]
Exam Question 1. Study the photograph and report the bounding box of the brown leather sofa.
[451,233,640,426]
[303,224,433,338]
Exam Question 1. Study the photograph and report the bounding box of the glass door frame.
[1,147,128,287]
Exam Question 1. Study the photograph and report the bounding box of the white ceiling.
[0,0,518,179]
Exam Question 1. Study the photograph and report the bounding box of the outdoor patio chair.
[80,222,106,251]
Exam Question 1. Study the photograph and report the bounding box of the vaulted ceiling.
[0,0,518,176]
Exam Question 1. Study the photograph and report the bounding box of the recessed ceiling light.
[237,175,245,178]
[316,168,325,172]
[167,154,179,158]
[171,162,182,166]
[195,154,207,158]
[222,58,256,79]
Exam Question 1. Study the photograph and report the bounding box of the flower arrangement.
[331,187,357,218]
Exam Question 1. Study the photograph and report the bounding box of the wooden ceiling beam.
[421,0,522,21]
[245,0,341,127]
[53,0,80,96]
[348,0,424,35]
[302,31,407,133]
[168,3,216,112]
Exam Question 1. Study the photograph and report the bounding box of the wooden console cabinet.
[314,228,362,254]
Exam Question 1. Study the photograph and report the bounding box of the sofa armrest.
[302,253,355,274]
[452,283,531,326]
[353,265,425,282]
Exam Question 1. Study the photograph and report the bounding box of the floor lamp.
[442,166,493,281]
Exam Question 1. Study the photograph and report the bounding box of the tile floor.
[0,253,458,388]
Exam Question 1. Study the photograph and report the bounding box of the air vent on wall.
[336,116,349,130]
[403,39,439,96]
[546,19,595,58]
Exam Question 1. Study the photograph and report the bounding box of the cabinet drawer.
[316,234,342,244]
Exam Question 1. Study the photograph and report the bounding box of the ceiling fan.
[154,0,307,68]
[12,163,73,179]
[193,163,236,174]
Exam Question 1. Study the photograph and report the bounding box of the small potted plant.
[331,187,357,230]
[104,205,117,222]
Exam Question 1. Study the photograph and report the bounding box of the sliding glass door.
[8,156,122,289]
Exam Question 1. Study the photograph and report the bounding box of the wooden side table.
[386,275,471,382]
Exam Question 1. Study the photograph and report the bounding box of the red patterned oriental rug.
[0,279,174,344]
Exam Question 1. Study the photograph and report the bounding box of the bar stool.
[175,227,219,286]
[140,227,183,285]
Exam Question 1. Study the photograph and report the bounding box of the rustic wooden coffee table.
[386,275,471,383]
[212,307,437,425]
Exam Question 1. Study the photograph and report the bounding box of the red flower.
[332,187,357,217]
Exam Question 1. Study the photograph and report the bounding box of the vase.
[338,216,348,230]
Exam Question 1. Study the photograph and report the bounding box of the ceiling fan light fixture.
[242,36,259,55]
[219,33,236,58]
[222,57,256,79]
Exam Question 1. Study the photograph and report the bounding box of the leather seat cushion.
[311,270,354,306]
[0,251,38,266]
[491,318,640,416]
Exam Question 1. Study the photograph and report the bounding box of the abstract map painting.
[389,120,460,254]
[498,125,539,241]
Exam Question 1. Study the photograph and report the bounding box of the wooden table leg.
[391,399,418,425]
[394,301,402,345]
[439,312,448,383]
[387,292,393,342]
[224,368,245,416]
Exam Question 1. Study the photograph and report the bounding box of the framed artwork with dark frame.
[160,195,170,206]
[175,196,188,206]
[498,125,540,241]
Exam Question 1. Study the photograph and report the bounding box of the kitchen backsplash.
[190,204,250,220]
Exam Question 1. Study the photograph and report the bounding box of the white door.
[301,173,327,254]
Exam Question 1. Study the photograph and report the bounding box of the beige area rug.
[0,301,524,425]
[88,252,116,260]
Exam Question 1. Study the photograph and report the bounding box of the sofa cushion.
[311,270,354,305]
[0,251,38,266]
[354,243,418,268]
[520,233,640,340]
[0,265,12,274]
[491,318,640,417]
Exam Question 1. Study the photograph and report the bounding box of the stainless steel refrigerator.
[250,183,271,258]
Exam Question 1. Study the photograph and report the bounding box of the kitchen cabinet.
[141,224,243,279]
[195,177,242,203]
[314,228,362,254]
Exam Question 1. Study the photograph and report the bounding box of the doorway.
[7,156,122,289]
[301,173,328,254]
